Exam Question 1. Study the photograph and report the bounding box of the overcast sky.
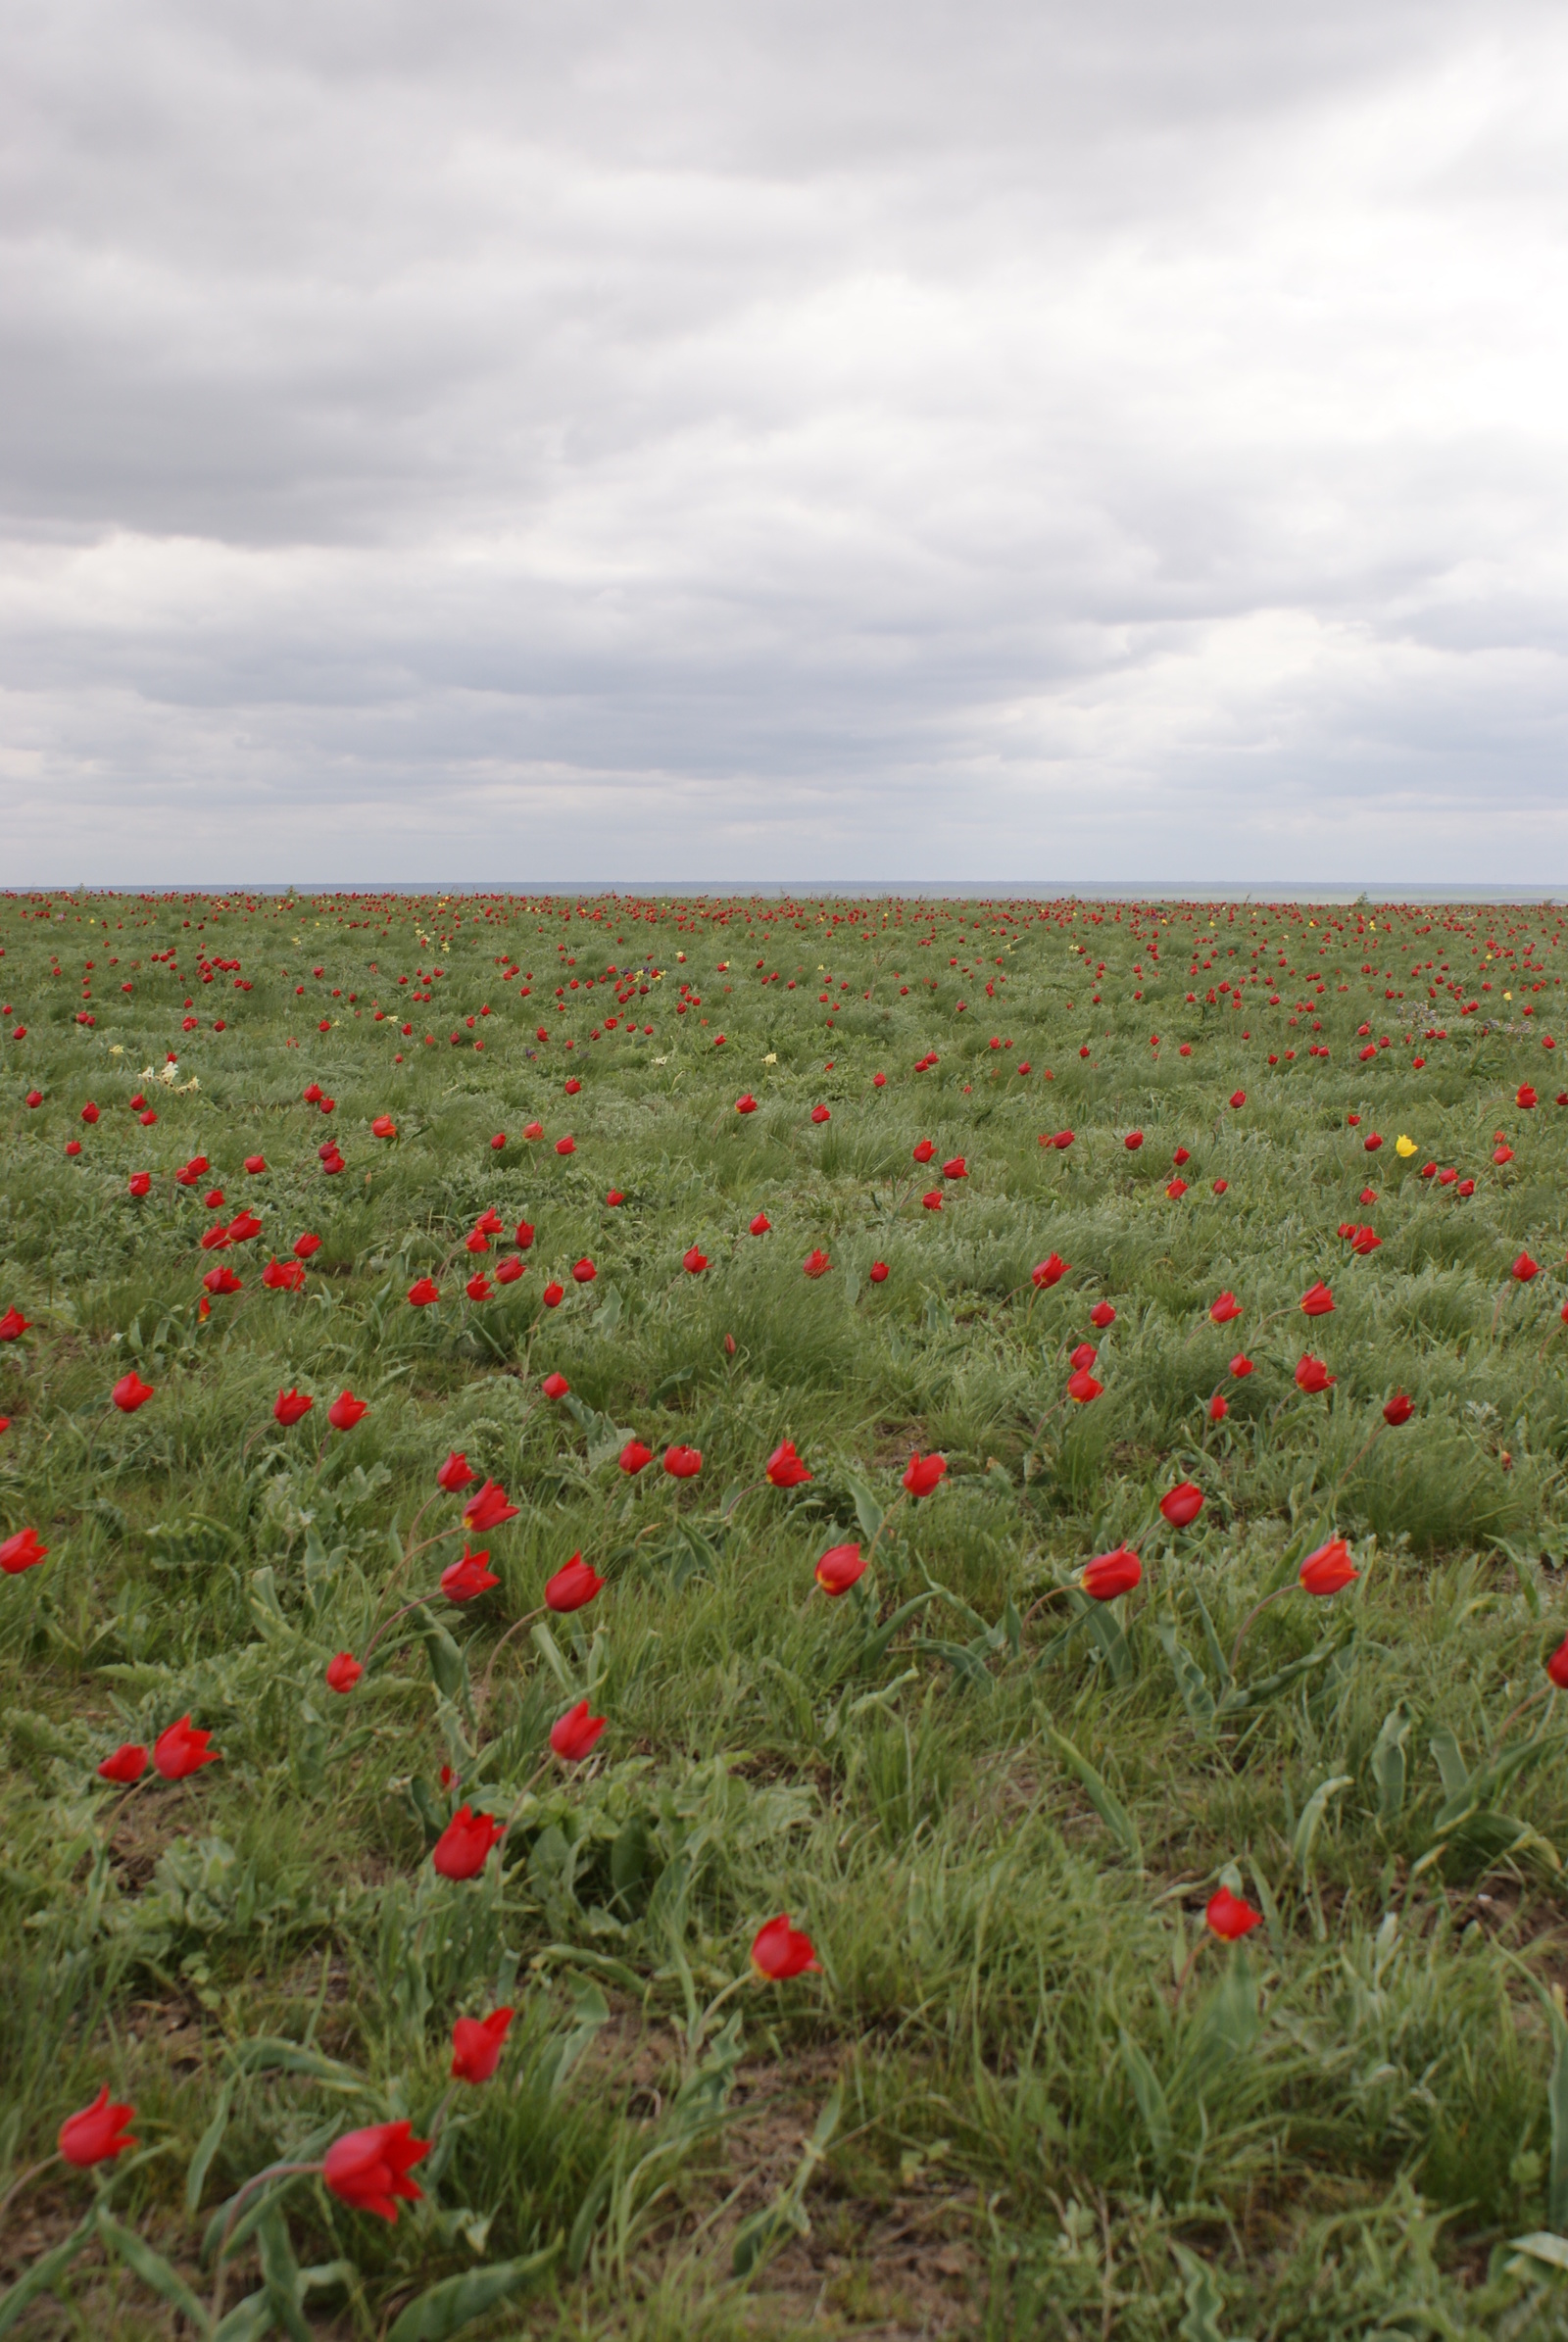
[3,0,1566,887]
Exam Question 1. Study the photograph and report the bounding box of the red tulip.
[201,1264,241,1296]
[1349,1228,1380,1256]
[912,1140,935,1163]
[606,1189,625,1205]
[683,1245,708,1274]
[322,2121,430,2220]
[1209,1291,1242,1324]
[80,1101,100,1125]
[273,1388,314,1427]
[1364,1133,1383,1152]
[496,1256,524,1285]
[1032,1253,1068,1289]
[515,1218,536,1249]
[464,1479,519,1530]
[663,1444,703,1480]
[432,1805,502,1880]
[903,1452,947,1496]
[1158,1482,1204,1529]
[749,1212,771,1236]
[546,1553,605,1612]
[1512,1252,1540,1283]
[262,1257,306,1292]
[802,1248,831,1277]
[294,1232,322,1258]
[0,1526,49,1574]
[303,1083,323,1104]
[112,1371,154,1413]
[766,1439,812,1488]
[436,1449,475,1491]
[751,1914,820,1978]
[1165,1179,1189,1199]
[550,1700,606,1762]
[59,2086,138,2169]
[325,1651,363,1692]
[1383,1391,1413,1426]
[619,1439,654,1474]
[555,1136,575,1155]
[1069,1341,1097,1371]
[1205,1887,1262,1941]
[407,1276,440,1306]
[127,1172,152,1198]
[0,1306,29,1342]
[541,1371,571,1399]
[735,1093,759,1114]
[1295,1355,1335,1394]
[1299,1281,1335,1317]
[571,1257,597,1283]
[942,1156,967,1180]
[200,1224,232,1253]
[1230,1353,1253,1378]
[451,2008,514,2083]
[542,1282,564,1307]
[96,1743,147,1783]
[869,1260,889,1283]
[921,1190,943,1210]
[1080,1545,1141,1599]
[153,1716,220,1780]
[1228,1090,1246,1109]
[810,1104,831,1124]
[441,1547,500,1601]
[523,1121,544,1141]
[1207,1392,1228,1423]
[327,1390,368,1431]
[1089,1301,1115,1328]
[814,1542,864,1595]
[1066,1368,1102,1402]
[1298,1537,1357,1595]
[466,1273,493,1301]
[1546,1635,1568,1690]
[564,1077,582,1096]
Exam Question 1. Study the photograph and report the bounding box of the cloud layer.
[4,0,1567,883]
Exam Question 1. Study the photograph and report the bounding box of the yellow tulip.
[1396,1135,1416,1157]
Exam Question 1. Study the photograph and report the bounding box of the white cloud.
[3,0,1567,882]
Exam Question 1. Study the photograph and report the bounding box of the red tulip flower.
[1546,1635,1568,1690]
[803,1247,831,1277]
[1158,1482,1204,1529]
[555,1136,575,1155]
[1066,1368,1102,1402]
[451,2008,514,2084]
[464,1478,520,1530]
[810,1104,830,1124]
[466,1273,493,1301]
[1230,1353,1253,1378]
[683,1245,708,1274]
[127,1172,152,1198]
[1205,1887,1262,1941]
[0,1307,30,1342]
[942,1156,966,1180]
[322,2121,430,2220]
[1089,1301,1115,1328]
[407,1276,440,1306]
[903,1451,947,1496]
[325,1651,363,1693]
[912,1139,935,1163]
[514,1219,536,1250]
[814,1542,865,1595]
[0,1526,49,1574]
[97,1742,148,1783]
[432,1805,502,1880]
[1207,1392,1228,1423]
[546,1553,605,1612]
[436,1449,475,1492]
[1228,1090,1246,1109]
[765,1439,813,1488]
[1383,1391,1413,1426]
[262,1257,307,1292]
[1069,1341,1097,1371]
[735,1093,759,1114]
[921,1191,943,1210]
[1080,1545,1141,1599]
[749,1212,771,1236]
[327,1390,368,1431]
[496,1256,524,1285]
[371,1114,397,1139]
[541,1371,570,1399]
[59,2086,138,2169]
[663,1444,703,1480]
[564,1077,582,1096]
[869,1260,889,1282]
[203,1265,243,1295]
[153,1716,220,1780]
[1295,1355,1335,1394]
[571,1257,597,1283]
[1124,1130,1144,1150]
[1299,1281,1335,1317]
[620,1439,654,1474]
[550,1700,606,1762]
[294,1232,322,1258]
[542,1282,564,1307]
[1032,1253,1068,1289]
[751,1914,820,1979]
[1298,1537,1357,1595]
[441,1547,499,1601]
[273,1389,314,1427]
[112,1371,155,1414]
[1513,1252,1541,1283]
[1209,1291,1243,1323]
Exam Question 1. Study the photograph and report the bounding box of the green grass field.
[6,886,1568,2340]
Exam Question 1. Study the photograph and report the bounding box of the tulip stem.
[863,1490,908,1570]
[476,1606,546,1706]
[210,2161,320,2322]
[1171,1940,1205,2003]
[0,2150,61,2222]
[425,2081,461,2141]
[1228,1585,1291,1677]
[1492,1682,1551,1748]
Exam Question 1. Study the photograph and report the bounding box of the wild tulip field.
[9,888,1568,2342]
